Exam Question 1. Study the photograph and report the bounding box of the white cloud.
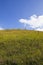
[19,15,43,31]
[0,27,4,30]
[35,28,43,31]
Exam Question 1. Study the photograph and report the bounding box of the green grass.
[0,29,43,65]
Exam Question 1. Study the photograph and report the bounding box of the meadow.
[0,30,43,65]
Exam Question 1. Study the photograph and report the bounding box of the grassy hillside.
[0,30,43,65]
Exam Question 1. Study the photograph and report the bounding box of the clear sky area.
[0,0,43,31]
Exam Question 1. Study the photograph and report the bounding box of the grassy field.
[0,29,43,65]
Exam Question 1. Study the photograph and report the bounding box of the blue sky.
[0,0,43,30]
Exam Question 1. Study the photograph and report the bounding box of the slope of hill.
[0,30,43,65]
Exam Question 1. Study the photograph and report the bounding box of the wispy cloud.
[19,15,43,31]
[0,27,4,30]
